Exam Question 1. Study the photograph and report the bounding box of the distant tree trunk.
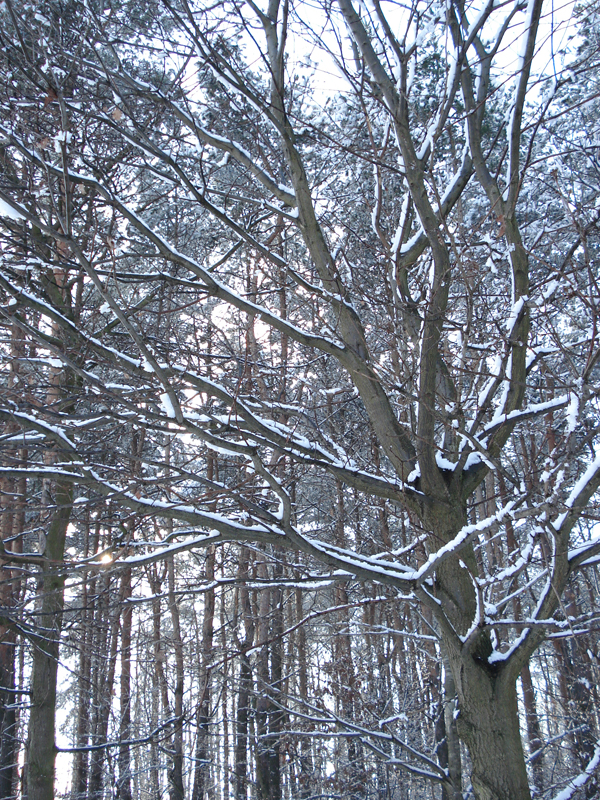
[255,558,270,800]
[26,481,72,800]
[192,443,217,800]
[554,586,599,799]
[268,558,284,800]
[191,546,215,800]
[0,462,24,797]
[294,585,313,799]
[440,650,462,800]
[235,550,254,800]
[88,573,120,800]
[220,596,230,800]
[520,662,544,792]
[117,567,133,800]
[0,532,18,800]
[167,556,185,800]
[500,474,545,792]
[148,574,162,800]
[0,326,26,800]
[236,655,252,800]
[332,481,364,799]
[71,515,96,800]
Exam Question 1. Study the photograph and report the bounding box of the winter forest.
[2,0,600,797]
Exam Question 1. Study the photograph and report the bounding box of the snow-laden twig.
[549,741,600,800]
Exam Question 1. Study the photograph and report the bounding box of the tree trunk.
[294,586,313,799]
[192,546,215,800]
[88,573,120,800]
[1,330,27,799]
[235,550,254,800]
[429,502,531,800]
[117,567,133,800]
[520,662,544,793]
[450,653,531,800]
[255,556,276,800]
[235,656,252,800]
[71,515,96,800]
[441,651,462,800]
[0,465,21,800]
[167,556,185,800]
[26,482,72,800]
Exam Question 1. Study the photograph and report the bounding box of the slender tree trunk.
[236,656,252,800]
[88,575,120,800]
[332,480,364,799]
[1,329,27,799]
[192,443,217,800]
[441,651,462,800]
[235,550,254,800]
[255,556,274,800]
[520,663,544,792]
[117,567,133,800]
[192,546,215,800]
[71,516,95,800]
[26,481,72,800]
[267,561,283,800]
[0,467,21,799]
[294,586,313,799]
[167,556,185,800]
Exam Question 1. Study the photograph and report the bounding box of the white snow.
[550,741,600,800]
[566,392,579,434]
[160,392,177,419]
[0,198,25,221]
[554,453,600,534]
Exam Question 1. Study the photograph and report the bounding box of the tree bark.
[71,515,96,800]
[167,556,185,800]
[26,482,72,800]
[117,567,133,800]
[448,651,531,800]
[191,546,215,800]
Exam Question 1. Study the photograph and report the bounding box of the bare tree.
[1,0,600,798]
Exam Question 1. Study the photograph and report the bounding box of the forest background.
[1,0,600,798]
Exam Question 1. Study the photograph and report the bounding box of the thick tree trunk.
[449,652,531,800]
[429,504,532,800]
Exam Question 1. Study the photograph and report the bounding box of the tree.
[1,0,600,798]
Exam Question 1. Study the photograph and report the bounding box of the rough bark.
[447,650,532,800]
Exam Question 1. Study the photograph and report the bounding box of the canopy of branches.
[1,0,600,799]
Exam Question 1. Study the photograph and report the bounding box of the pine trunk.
[26,483,72,800]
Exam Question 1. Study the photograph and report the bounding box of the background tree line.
[1,0,600,798]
